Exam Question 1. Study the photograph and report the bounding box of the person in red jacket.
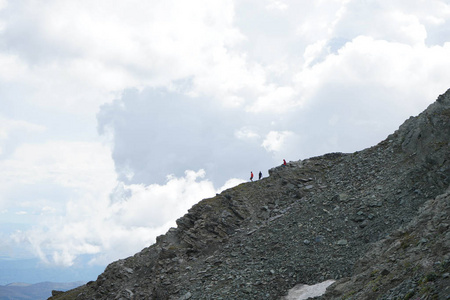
[283,159,287,166]
[250,171,254,181]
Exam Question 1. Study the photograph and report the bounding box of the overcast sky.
[1,0,449,281]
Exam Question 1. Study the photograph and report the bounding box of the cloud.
[266,1,288,12]
[97,88,276,187]
[0,117,45,157]
[235,127,261,141]
[1,0,449,117]
[330,1,428,45]
[249,85,299,113]
[11,169,228,266]
[296,35,450,109]
[285,36,450,158]
[0,53,29,82]
[0,0,252,114]
[114,170,214,228]
[0,141,116,212]
[262,130,295,153]
[0,118,45,137]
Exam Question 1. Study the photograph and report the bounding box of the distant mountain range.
[0,257,104,286]
[0,281,83,300]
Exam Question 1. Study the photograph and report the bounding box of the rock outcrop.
[50,89,450,300]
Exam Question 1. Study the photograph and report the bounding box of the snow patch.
[282,279,335,300]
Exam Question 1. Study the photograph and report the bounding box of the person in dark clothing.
[250,171,254,181]
[259,171,262,180]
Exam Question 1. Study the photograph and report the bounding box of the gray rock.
[286,183,296,190]
[336,239,348,245]
[179,292,192,300]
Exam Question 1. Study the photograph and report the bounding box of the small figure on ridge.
[250,171,254,181]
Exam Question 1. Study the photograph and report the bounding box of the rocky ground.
[50,89,450,300]
[319,188,449,299]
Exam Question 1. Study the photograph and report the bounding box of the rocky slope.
[50,89,450,300]
[319,188,449,299]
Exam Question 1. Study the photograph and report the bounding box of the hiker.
[250,171,254,181]
[283,159,287,166]
[259,171,262,180]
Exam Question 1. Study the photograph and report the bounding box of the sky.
[0,0,450,283]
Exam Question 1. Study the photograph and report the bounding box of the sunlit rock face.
[50,89,450,300]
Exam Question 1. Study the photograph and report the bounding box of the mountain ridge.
[50,89,450,299]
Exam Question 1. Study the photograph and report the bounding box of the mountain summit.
[51,89,450,300]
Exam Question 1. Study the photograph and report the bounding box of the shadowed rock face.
[50,89,450,300]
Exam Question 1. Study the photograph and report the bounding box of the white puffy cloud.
[285,35,450,158]
[248,85,298,113]
[11,169,228,266]
[1,0,449,118]
[262,130,295,153]
[235,127,261,141]
[114,170,214,228]
[0,0,256,114]
[296,35,450,113]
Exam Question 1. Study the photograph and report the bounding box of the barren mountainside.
[51,89,450,300]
